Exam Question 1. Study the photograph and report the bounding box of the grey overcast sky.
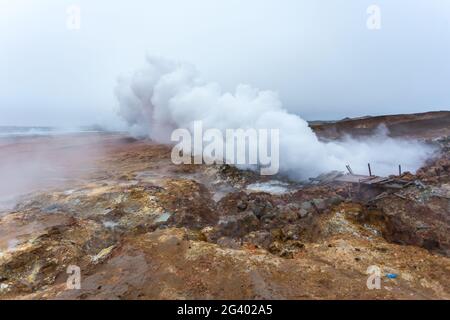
[0,0,449,127]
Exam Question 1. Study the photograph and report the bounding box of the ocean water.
[0,126,104,138]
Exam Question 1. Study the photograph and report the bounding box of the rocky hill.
[311,111,450,140]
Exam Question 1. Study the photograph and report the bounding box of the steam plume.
[115,56,435,179]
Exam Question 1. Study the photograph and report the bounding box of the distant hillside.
[310,111,450,140]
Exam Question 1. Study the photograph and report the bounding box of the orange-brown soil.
[0,111,449,300]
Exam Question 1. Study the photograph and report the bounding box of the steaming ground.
[0,134,109,211]
[115,56,436,179]
[0,131,449,299]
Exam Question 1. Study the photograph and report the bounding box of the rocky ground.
[0,123,449,299]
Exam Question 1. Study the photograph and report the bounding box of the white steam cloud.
[115,56,436,180]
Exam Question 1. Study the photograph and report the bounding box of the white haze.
[0,135,106,211]
[1,1,450,127]
[115,56,436,180]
